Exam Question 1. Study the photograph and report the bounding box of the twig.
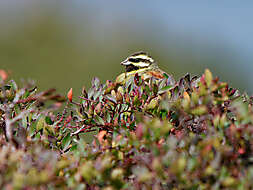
[9,108,34,124]
[79,96,96,103]
[71,125,86,136]
[5,107,34,144]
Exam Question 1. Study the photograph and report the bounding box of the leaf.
[93,89,102,101]
[70,144,78,151]
[0,69,8,81]
[45,116,54,125]
[160,109,168,120]
[191,106,208,115]
[23,90,31,99]
[163,73,169,79]
[82,86,88,98]
[92,77,100,89]
[153,84,159,95]
[105,110,111,123]
[61,133,71,150]
[94,115,105,125]
[126,76,135,91]
[36,116,45,131]
[116,91,123,103]
[145,98,158,110]
[94,102,102,114]
[205,69,213,87]
[21,116,28,129]
[67,88,73,102]
[159,85,172,93]
[44,125,55,136]
[9,80,18,91]
[29,121,37,137]
[105,94,117,104]
[88,87,95,99]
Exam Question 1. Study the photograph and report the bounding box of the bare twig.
[71,125,86,136]
[79,96,96,103]
[4,107,34,145]
[10,108,34,124]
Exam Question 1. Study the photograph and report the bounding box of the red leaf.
[136,123,144,139]
[238,148,245,155]
[67,88,73,102]
[0,69,8,81]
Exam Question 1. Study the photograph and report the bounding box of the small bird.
[115,51,175,85]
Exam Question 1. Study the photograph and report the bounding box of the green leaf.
[45,116,54,125]
[205,69,213,87]
[44,125,55,136]
[23,90,30,99]
[163,73,169,79]
[29,121,37,137]
[160,109,168,120]
[153,84,158,95]
[22,116,28,129]
[61,133,71,150]
[36,116,45,131]
[93,89,102,101]
[9,80,18,91]
[105,111,111,123]
[94,115,105,125]
[191,106,208,116]
[159,85,172,92]
[70,144,78,151]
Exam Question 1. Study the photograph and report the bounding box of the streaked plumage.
[116,51,175,85]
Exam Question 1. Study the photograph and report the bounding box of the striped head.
[120,51,157,72]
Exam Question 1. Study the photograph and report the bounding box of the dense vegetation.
[1,69,253,189]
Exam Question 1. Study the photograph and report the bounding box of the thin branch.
[71,125,86,136]
[79,96,96,103]
[9,108,34,124]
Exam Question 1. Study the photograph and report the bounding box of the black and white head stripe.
[121,51,155,67]
[129,51,154,63]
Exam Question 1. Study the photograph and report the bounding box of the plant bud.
[204,69,213,88]
[67,88,73,102]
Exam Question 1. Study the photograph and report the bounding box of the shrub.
[1,69,253,189]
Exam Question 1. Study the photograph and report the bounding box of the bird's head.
[120,51,157,72]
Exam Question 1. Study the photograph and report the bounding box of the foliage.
[1,69,253,189]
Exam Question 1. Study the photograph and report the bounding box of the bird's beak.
[120,59,130,66]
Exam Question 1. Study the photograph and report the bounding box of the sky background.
[1,1,253,95]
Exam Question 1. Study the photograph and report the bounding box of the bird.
[115,51,175,85]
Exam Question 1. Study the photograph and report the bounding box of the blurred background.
[1,0,253,96]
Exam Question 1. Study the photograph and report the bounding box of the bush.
[1,69,253,189]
